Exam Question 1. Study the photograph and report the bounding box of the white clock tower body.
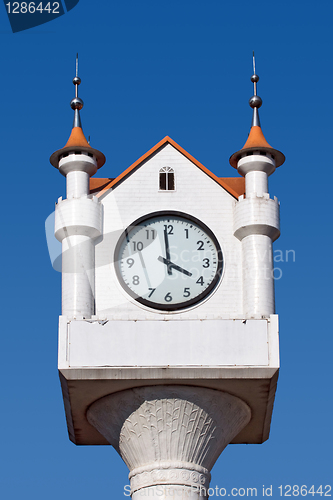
[51,59,284,499]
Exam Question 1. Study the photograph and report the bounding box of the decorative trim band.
[129,461,211,494]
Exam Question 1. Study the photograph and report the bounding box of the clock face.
[114,211,223,311]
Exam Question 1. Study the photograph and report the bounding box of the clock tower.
[51,56,284,499]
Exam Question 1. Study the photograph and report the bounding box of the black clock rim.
[114,210,224,311]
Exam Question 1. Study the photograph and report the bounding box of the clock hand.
[169,262,192,277]
[158,255,173,275]
[138,250,152,288]
[164,228,172,275]
[158,256,192,277]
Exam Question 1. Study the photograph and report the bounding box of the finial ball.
[251,74,259,83]
[73,76,81,85]
[249,95,262,109]
[70,97,84,110]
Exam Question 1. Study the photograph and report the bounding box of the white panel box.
[68,319,269,367]
[58,315,280,446]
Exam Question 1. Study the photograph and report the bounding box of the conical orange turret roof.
[50,125,105,169]
[65,126,91,149]
[50,55,105,170]
[229,58,285,169]
[242,125,272,150]
[229,123,285,169]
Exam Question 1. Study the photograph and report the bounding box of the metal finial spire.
[252,51,257,96]
[70,53,84,128]
[249,51,262,127]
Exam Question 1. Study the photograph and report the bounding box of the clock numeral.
[184,228,189,239]
[164,292,173,302]
[146,229,156,240]
[183,287,190,297]
[132,275,140,285]
[203,258,210,268]
[197,240,204,250]
[148,288,156,297]
[196,276,204,286]
[164,224,174,235]
[126,258,134,268]
[133,241,143,251]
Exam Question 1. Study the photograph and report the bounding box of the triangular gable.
[92,137,245,200]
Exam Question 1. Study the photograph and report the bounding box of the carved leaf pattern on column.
[87,386,251,472]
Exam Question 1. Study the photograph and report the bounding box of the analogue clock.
[114,211,223,311]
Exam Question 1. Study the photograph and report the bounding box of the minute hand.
[164,229,172,275]
[158,256,192,277]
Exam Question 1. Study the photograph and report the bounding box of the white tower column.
[61,234,96,317]
[50,55,106,319]
[66,170,90,198]
[87,386,251,500]
[55,190,102,318]
[245,169,268,195]
[241,234,274,316]
[229,55,285,318]
[234,154,279,318]
[54,154,102,319]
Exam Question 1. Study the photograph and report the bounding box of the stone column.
[87,386,251,499]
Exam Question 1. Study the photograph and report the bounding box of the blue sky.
[0,0,332,498]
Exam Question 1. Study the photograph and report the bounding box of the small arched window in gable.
[159,167,175,191]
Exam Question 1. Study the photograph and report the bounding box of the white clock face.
[114,211,223,311]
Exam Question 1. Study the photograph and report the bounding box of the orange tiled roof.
[90,178,114,193]
[93,136,244,200]
[219,177,245,197]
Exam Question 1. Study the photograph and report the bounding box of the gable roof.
[93,136,245,200]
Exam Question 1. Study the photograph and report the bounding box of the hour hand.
[158,256,192,277]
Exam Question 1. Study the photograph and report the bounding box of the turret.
[50,55,105,319]
[230,54,285,318]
